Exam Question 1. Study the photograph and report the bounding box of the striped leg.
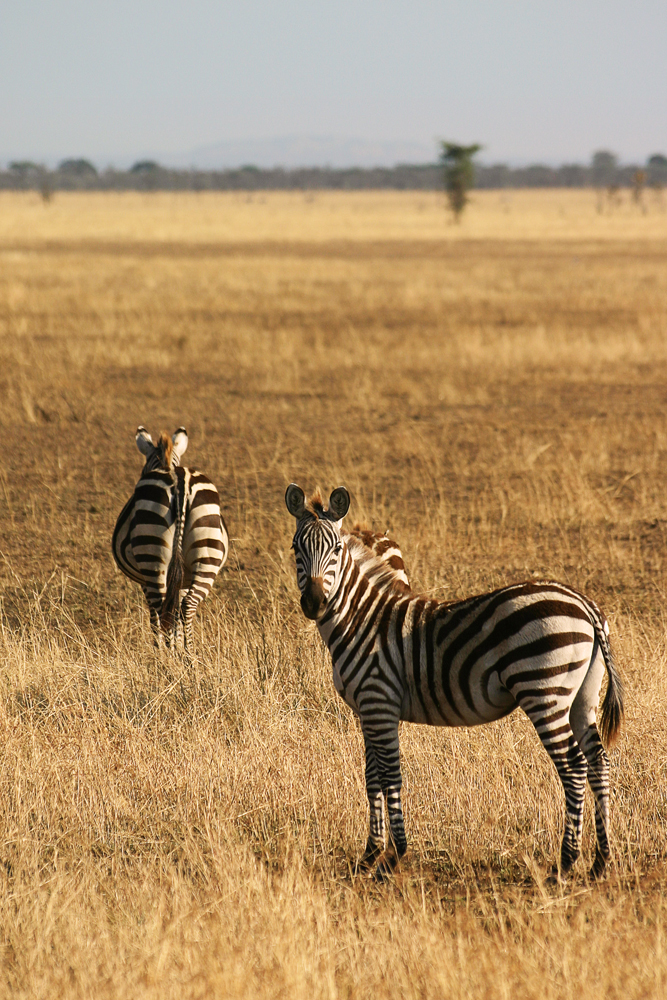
[578,724,611,878]
[380,783,407,877]
[363,721,407,878]
[570,645,612,878]
[357,735,385,872]
[520,700,588,876]
[142,586,163,648]
[180,560,222,655]
[180,587,205,657]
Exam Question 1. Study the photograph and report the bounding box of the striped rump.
[112,426,228,654]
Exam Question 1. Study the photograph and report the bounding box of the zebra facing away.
[112,427,228,654]
[285,484,624,881]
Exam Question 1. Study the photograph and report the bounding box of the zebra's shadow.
[332,848,606,898]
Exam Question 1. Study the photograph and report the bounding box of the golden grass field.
[1,187,667,998]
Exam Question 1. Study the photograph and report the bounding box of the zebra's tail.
[587,599,625,747]
[161,469,188,633]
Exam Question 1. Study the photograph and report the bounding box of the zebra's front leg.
[366,723,407,880]
[376,784,408,879]
[356,735,385,873]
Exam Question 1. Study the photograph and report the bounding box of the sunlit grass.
[0,190,666,997]
[1,187,666,244]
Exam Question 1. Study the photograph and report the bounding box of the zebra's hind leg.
[180,574,213,660]
[578,724,611,879]
[520,700,589,878]
[180,591,202,662]
[143,588,163,649]
[570,641,612,879]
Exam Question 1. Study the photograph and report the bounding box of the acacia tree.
[439,142,482,220]
[591,150,618,212]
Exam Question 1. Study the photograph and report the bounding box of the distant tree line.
[2,151,666,193]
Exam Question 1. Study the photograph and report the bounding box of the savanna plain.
[1,188,667,998]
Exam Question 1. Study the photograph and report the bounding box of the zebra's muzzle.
[301,576,326,620]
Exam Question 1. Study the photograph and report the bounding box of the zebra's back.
[329,578,604,729]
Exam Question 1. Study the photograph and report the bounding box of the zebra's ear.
[136,426,154,457]
[285,484,307,519]
[172,427,188,460]
[328,487,350,522]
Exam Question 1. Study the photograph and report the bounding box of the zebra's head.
[285,483,351,621]
[135,426,188,473]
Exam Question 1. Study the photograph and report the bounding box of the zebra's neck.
[142,459,180,476]
[317,547,396,647]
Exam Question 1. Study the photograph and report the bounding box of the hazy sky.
[2,0,666,167]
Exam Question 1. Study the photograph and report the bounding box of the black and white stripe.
[286,484,624,880]
[112,426,228,654]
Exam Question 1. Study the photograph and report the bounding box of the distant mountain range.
[161,135,437,170]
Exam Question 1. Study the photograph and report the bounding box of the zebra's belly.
[401,668,517,726]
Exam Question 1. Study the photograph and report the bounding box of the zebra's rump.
[403,580,599,726]
[182,472,229,574]
[112,468,228,593]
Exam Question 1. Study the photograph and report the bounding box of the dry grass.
[1,189,667,997]
[1,187,666,244]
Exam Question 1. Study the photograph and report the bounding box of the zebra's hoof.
[546,864,574,886]
[588,852,609,881]
[373,851,401,882]
[354,839,383,876]
[354,857,378,876]
[373,862,393,883]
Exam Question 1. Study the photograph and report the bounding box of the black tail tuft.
[598,635,625,748]
[160,468,187,634]
[585,597,625,748]
[161,545,184,633]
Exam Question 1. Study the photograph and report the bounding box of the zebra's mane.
[156,433,173,469]
[306,489,326,518]
[343,529,411,596]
